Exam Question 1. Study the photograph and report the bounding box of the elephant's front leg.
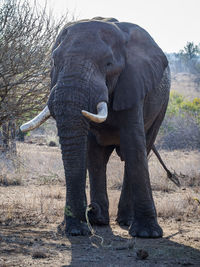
[117,108,163,238]
[116,167,134,226]
[87,132,114,225]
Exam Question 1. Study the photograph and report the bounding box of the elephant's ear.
[113,22,168,111]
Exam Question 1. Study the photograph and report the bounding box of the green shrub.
[167,91,200,124]
[157,91,200,150]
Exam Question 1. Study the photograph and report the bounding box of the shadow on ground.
[0,223,200,266]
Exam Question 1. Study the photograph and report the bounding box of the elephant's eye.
[106,62,112,67]
[52,57,57,68]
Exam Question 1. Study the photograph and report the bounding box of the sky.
[33,0,200,53]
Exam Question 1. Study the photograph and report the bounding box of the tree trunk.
[0,121,16,154]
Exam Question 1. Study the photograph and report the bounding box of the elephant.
[20,17,170,238]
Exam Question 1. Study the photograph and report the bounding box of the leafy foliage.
[167,91,200,124]
[158,91,200,150]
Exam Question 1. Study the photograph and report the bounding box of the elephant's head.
[20,17,168,235]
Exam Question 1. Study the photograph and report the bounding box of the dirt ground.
[0,143,200,266]
[0,218,200,267]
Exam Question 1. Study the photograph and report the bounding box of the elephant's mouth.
[20,101,108,132]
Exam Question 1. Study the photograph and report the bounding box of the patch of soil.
[0,220,200,266]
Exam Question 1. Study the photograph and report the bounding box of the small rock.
[38,143,45,146]
[48,141,57,147]
[136,249,149,260]
[32,250,48,259]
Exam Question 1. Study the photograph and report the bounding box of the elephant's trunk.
[53,96,90,221]
[60,132,88,220]
[50,67,91,220]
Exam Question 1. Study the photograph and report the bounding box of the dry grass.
[15,142,64,185]
[0,152,23,186]
[0,142,199,226]
[0,174,22,186]
[149,149,200,188]
[155,190,200,219]
[107,151,124,189]
[0,185,65,226]
[0,143,65,225]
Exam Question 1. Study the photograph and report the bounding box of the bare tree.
[168,42,200,74]
[0,0,67,151]
[179,42,200,74]
[180,42,200,60]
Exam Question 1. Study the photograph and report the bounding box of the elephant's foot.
[88,202,109,225]
[129,217,163,238]
[116,209,133,226]
[61,217,90,236]
[116,215,132,226]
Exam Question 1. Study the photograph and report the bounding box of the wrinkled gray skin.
[48,17,170,237]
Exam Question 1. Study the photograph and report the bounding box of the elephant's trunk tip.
[82,102,108,123]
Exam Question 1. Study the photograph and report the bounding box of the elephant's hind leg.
[87,132,114,225]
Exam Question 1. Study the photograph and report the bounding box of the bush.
[157,91,200,150]
[167,91,200,121]
[0,0,67,127]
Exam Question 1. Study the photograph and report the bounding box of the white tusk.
[20,106,51,132]
[82,102,108,123]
